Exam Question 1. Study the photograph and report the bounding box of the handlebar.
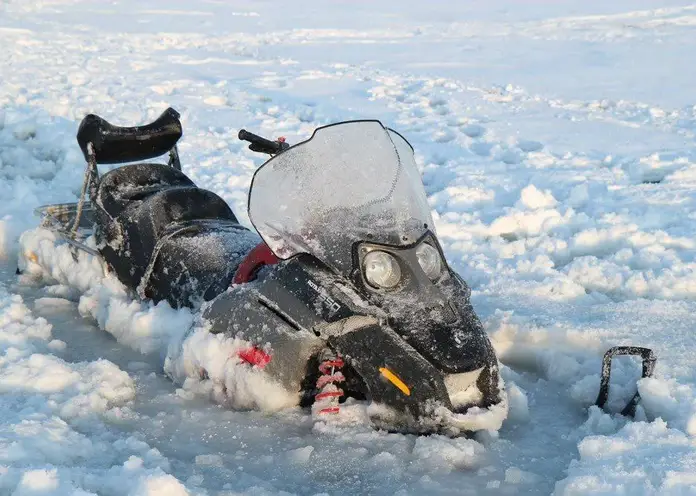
[238,129,290,155]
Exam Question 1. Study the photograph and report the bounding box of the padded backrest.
[77,107,182,164]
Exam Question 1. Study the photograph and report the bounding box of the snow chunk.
[505,467,540,485]
[555,419,696,495]
[518,184,558,210]
[19,228,195,355]
[411,436,485,473]
[13,469,60,495]
[638,377,696,436]
[287,446,314,465]
[131,474,190,496]
[0,355,134,418]
[506,382,530,423]
[165,325,299,412]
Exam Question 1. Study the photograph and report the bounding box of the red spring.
[315,356,345,415]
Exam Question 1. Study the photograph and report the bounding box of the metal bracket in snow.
[595,346,656,417]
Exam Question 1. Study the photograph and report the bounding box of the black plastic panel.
[329,324,452,418]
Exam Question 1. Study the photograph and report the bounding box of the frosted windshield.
[248,121,434,274]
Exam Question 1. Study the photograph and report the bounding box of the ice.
[286,446,314,465]
[506,382,530,424]
[195,454,223,468]
[505,467,540,485]
[555,418,696,495]
[0,280,197,495]
[13,470,61,495]
[19,228,195,356]
[517,185,558,210]
[3,0,696,493]
[130,474,191,496]
[410,436,485,473]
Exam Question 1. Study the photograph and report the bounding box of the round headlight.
[416,242,442,280]
[363,251,402,289]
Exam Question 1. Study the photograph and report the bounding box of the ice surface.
[0,277,198,496]
[3,0,696,493]
[19,228,195,355]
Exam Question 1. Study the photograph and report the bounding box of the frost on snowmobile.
[31,108,653,434]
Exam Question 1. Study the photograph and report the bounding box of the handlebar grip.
[238,129,285,154]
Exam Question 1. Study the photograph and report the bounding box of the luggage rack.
[34,202,100,257]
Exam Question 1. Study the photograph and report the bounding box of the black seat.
[124,186,238,248]
[140,219,260,308]
[96,163,195,220]
[102,185,240,291]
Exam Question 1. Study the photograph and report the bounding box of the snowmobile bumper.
[329,322,507,435]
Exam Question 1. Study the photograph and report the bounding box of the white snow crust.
[3,0,696,493]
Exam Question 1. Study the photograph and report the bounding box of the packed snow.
[2,0,696,494]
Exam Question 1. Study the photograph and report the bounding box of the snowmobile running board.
[595,346,656,417]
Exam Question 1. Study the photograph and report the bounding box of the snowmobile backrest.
[77,107,182,164]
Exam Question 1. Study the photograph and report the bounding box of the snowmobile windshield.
[248,120,434,274]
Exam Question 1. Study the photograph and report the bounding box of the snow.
[2,0,696,494]
[18,228,195,356]
[165,322,300,412]
[0,276,194,496]
[557,416,696,495]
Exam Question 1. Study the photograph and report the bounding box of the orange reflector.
[379,367,411,396]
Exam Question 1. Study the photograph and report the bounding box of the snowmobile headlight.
[416,242,442,280]
[363,251,402,289]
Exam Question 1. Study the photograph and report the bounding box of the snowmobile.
[29,108,655,434]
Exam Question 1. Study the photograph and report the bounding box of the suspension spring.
[314,356,345,415]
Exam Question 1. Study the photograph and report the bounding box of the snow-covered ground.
[2,0,696,494]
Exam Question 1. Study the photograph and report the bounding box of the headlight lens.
[416,242,442,280]
[363,251,402,289]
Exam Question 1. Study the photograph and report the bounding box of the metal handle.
[595,346,656,417]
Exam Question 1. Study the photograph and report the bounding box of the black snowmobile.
[30,108,655,434]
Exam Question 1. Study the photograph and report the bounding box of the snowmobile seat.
[104,185,239,291]
[139,219,260,308]
[96,163,196,220]
[123,185,238,242]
